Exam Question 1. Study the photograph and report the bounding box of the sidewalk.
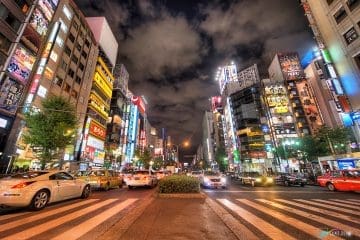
[101,192,258,240]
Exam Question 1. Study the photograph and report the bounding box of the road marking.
[329,199,360,206]
[0,211,31,221]
[3,199,117,240]
[51,198,138,240]
[294,199,360,216]
[238,199,343,240]
[217,199,296,240]
[257,199,360,237]
[348,199,360,203]
[0,199,98,233]
[312,199,360,210]
[275,199,360,224]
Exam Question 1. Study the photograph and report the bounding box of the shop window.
[0,32,12,53]
[347,0,360,11]
[0,4,21,31]
[334,6,347,24]
[343,27,358,44]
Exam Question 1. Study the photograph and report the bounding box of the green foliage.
[158,175,200,193]
[23,96,77,169]
[134,147,153,169]
[215,147,227,172]
[152,156,164,170]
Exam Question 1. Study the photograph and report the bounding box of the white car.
[127,170,158,189]
[200,171,227,189]
[190,170,203,179]
[0,170,91,210]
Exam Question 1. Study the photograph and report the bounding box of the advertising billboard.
[89,120,106,140]
[7,45,35,85]
[30,7,49,35]
[278,53,304,81]
[211,96,222,112]
[217,64,238,94]
[264,85,289,114]
[0,78,25,114]
[237,64,260,89]
[131,96,146,115]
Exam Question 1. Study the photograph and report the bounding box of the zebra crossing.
[0,198,139,240]
[215,198,360,240]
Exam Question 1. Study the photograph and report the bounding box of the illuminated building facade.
[1,0,99,171]
[301,0,360,142]
[79,17,117,169]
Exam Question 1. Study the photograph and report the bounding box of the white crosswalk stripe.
[349,199,360,203]
[1,198,138,240]
[294,199,360,216]
[329,199,360,206]
[312,199,360,210]
[215,198,360,239]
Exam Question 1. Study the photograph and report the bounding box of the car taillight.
[143,176,148,180]
[11,181,36,189]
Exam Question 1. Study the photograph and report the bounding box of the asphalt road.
[203,178,360,240]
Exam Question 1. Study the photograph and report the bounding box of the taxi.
[76,169,123,191]
[317,169,360,191]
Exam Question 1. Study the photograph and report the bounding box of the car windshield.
[6,172,49,179]
[134,171,150,175]
[204,171,219,176]
[89,170,105,176]
[192,171,202,175]
[249,172,261,177]
[344,170,359,177]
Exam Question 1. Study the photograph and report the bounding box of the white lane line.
[275,199,360,224]
[238,199,342,240]
[312,199,360,210]
[257,199,360,237]
[51,198,138,240]
[348,199,360,203]
[217,199,296,240]
[294,199,360,216]
[204,190,332,193]
[3,199,117,240]
[330,199,360,206]
[0,199,98,233]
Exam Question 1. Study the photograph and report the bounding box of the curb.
[205,198,259,240]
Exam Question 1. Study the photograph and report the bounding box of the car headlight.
[255,178,261,182]
[266,177,273,183]
[204,177,211,182]
[221,177,226,183]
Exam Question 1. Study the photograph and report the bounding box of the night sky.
[75,0,316,155]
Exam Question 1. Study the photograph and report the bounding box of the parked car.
[317,169,360,191]
[200,171,227,189]
[237,172,274,187]
[76,169,122,191]
[275,173,307,187]
[0,170,91,210]
[126,170,158,189]
[119,168,135,185]
[155,170,171,180]
[190,170,203,179]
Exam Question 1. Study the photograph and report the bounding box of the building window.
[343,27,358,44]
[0,32,12,53]
[81,50,87,59]
[334,6,347,24]
[69,33,75,43]
[63,83,71,92]
[354,53,360,71]
[327,0,334,5]
[71,54,78,64]
[56,36,64,47]
[85,39,90,48]
[61,60,67,70]
[54,76,63,87]
[59,18,68,33]
[75,75,81,84]
[75,43,81,51]
[71,89,78,99]
[347,0,360,11]
[73,21,79,30]
[0,4,22,31]
[13,0,29,13]
[79,62,84,71]
[63,5,73,20]
[64,45,71,56]
[67,68,75,78]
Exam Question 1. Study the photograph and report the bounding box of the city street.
[0,180,359,240]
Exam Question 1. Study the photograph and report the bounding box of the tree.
[215,147,227,172]
[134,147,153,169]
[23,96,77,169]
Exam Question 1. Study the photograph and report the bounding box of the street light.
[281,139,300,173]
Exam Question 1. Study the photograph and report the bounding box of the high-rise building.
[1,0,99,171]
[301,0,360,142]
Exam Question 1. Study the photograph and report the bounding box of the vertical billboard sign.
[278,53,304,81]
[7,45,36,85]
[211,96,222,112]
[0,78,25,114]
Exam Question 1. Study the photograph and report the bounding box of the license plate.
[134,177,140,180]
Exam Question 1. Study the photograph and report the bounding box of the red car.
[317,169,360,191]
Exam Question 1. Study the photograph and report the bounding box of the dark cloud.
[75,0,316,153]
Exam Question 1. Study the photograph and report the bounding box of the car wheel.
[300,183,305,187]
[81,185,91,199]
[284,181,290,187]
[119,181,123,188]
[251,181,256,187]
[128,185,133,190]
[30,190,49,210]
[104,183,110,191]
[327,183,336,191]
